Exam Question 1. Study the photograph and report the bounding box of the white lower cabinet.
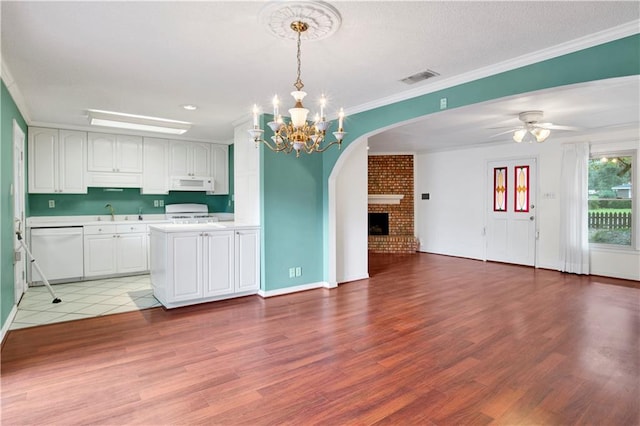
[235,229,260,292]
[84,224,148,277]
[150,226,259,308]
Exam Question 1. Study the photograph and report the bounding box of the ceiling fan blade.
[545,124,581,131]
[535,122,580,131]
[487,125,516,130]
[488,129,518,138]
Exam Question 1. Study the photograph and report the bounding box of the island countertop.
[149,222,259,233]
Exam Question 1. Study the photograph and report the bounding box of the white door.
[116,135,143,173]
[169,141,191,176]
[28,127,58,193]
[191,142,211,176]
[84,234,117,277]
[117,233,148,273]
[486,158,537,266]
[203,231,234,296]
[59,129,87,193]
[88,133,116,172]
[169,232,202,301]
[13,122,26,303]
[142,138,169,194]
[235,229,260,292]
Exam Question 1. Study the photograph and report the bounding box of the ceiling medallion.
[259,1,342,41]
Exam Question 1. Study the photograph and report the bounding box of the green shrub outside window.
[588,155,632,246]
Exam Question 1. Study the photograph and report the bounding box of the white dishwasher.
[29,226,84,285]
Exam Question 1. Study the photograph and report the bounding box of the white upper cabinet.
[142,137,169,194]
[169,140,211,177]
[88,132,142,173]
[28,126,229,193]
[116,135,144,173]
[210,144,229,194]
[28,127,87,194]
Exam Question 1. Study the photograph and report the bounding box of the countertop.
[26,213,235,228]
[149,222,259,232]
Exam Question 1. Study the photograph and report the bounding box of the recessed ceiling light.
[87,109,191,135]
[182,104,198,111]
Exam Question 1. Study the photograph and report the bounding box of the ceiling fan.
[493,110,579,143]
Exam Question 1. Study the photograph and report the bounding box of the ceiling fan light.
[532,127,551,142]
[513,129,527,143]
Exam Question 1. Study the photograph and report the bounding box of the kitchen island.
[149,222,260,308]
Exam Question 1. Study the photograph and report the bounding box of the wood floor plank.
[2,253,639,425]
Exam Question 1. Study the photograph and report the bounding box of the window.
[588,153,633,246]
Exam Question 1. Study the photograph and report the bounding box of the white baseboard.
[1,304,18,345]
[339,274,369,284]
[258,281,333,298]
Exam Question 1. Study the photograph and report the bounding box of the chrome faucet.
[105,203,115,221]
[138,207,143,221]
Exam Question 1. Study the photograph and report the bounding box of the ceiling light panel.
[87,109,191,135]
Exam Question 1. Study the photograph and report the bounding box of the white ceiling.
[2,1,639,150]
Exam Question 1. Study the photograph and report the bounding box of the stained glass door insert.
[514,165,529,213]
[493,167,507,212]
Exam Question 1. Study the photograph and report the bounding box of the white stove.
[165,203,218,224]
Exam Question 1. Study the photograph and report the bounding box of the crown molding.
[346,20,640,117]
[1,59,32,123]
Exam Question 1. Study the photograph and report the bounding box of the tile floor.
[10,274,162,330]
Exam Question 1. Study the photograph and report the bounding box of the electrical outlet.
[289,267,295,278]
[159,200,164,207]
[154,200,159,207]
[295,267,301,277]
[440,97,447,110]
[48,200,55,208]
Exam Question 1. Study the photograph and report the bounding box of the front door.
[13,121,26,303]
[486,158,537,266]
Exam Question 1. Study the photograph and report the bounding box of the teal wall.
[260,123,324,290]
[29,189,230,217]
[254,34,639,290]
[1,80,28,328]
[27,144,235,217]
[318,34,640,281]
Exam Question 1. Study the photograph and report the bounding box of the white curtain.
[559,142,590,274]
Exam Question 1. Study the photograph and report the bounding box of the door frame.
[13,120,27,303]
[484,156,539,267]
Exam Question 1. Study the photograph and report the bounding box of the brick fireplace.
[368,154,417,254]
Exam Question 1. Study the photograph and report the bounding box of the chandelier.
[248,20,346,157]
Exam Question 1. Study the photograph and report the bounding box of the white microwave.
[170,176,214,191]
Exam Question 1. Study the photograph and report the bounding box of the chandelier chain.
[294,29,304,91]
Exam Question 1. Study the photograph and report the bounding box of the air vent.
[400,69,440,85]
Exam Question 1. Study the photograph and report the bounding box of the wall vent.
[400,69,440,85]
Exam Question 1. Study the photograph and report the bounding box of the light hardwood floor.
[2,253,638,425]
